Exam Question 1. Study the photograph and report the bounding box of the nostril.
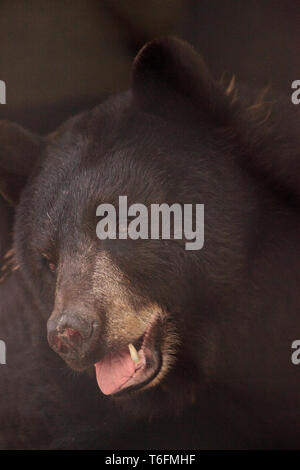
[48,328,83,355]
[47,313,97,357]
[51,335,69,355]
[57,313,93,340]
[63,328,83,344]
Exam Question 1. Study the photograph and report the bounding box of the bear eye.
[42,255,56,273]
[48,261,56,273]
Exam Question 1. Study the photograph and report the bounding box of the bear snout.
[47,312,100,363]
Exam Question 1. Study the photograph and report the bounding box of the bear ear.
[132,37,231,124]
[0,121,45,206]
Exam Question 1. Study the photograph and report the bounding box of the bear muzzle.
[47,312,101,364]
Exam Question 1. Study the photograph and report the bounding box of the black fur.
[0,37,300,449]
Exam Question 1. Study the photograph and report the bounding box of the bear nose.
[47,313,97,359]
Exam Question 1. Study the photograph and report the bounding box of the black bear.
[0,37,300,449]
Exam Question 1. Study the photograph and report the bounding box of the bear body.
[0,37,300,449]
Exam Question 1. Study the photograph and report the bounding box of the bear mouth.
[94,314,162,396]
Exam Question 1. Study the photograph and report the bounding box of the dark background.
[0,0,299,133]
[0,1,299,450]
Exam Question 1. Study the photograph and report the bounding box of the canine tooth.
[128,343,140,363]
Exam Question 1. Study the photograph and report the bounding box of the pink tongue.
[95,349,137,395]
